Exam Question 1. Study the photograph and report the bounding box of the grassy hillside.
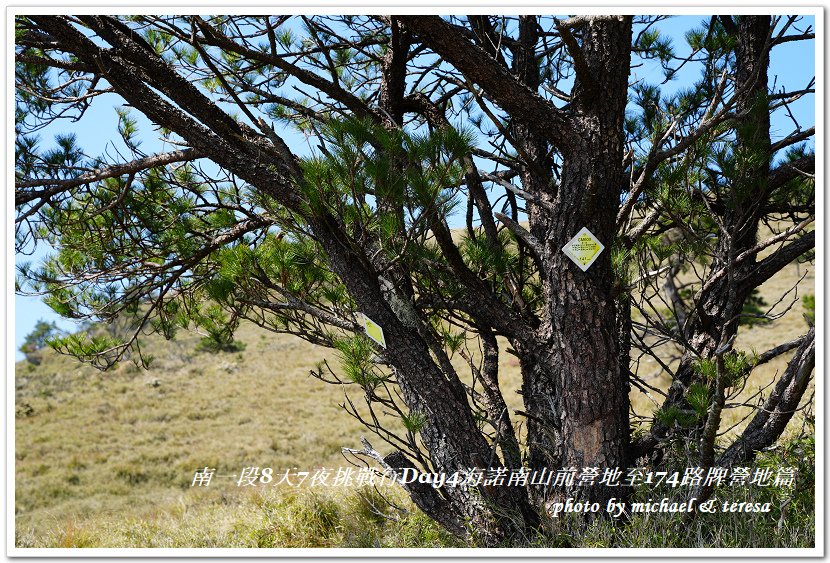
[14,251,815,548]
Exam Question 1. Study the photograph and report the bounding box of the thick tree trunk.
[366,20,540,542]
[519,17,632,504]
[313,214,537,544]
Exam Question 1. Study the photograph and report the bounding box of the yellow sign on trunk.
[562,227,605,271]
[362,314,386,348]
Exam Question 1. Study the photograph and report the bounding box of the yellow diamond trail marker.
[362,314,387,348]
[562,227,605,271]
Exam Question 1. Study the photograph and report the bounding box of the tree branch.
[718,328,815,466]
[16,148,202,206]
[402,92,500,245]
[396,15,576,150]
[32,16,306,213]
[494,212,545,273]
[554,18,599,101]
[773,32,815,46]
[343,439,466,537]
[191,16,380,123]
[739,230,814,292]
[767,153,815,192]
[467,15,509,67]
[770,127,814,153]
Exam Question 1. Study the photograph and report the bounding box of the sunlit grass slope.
[15,246,814,548]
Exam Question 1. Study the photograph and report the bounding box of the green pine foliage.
[335,334,383,390]
[802,294,815,323]
[19,320,60,365]
[16,114,500,376]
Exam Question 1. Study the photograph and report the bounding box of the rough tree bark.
[517,17,632,502]
[401,14,634,508]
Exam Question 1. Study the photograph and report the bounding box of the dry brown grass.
[15,324,369,542]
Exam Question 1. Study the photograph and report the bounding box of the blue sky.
[13,14,816,360]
